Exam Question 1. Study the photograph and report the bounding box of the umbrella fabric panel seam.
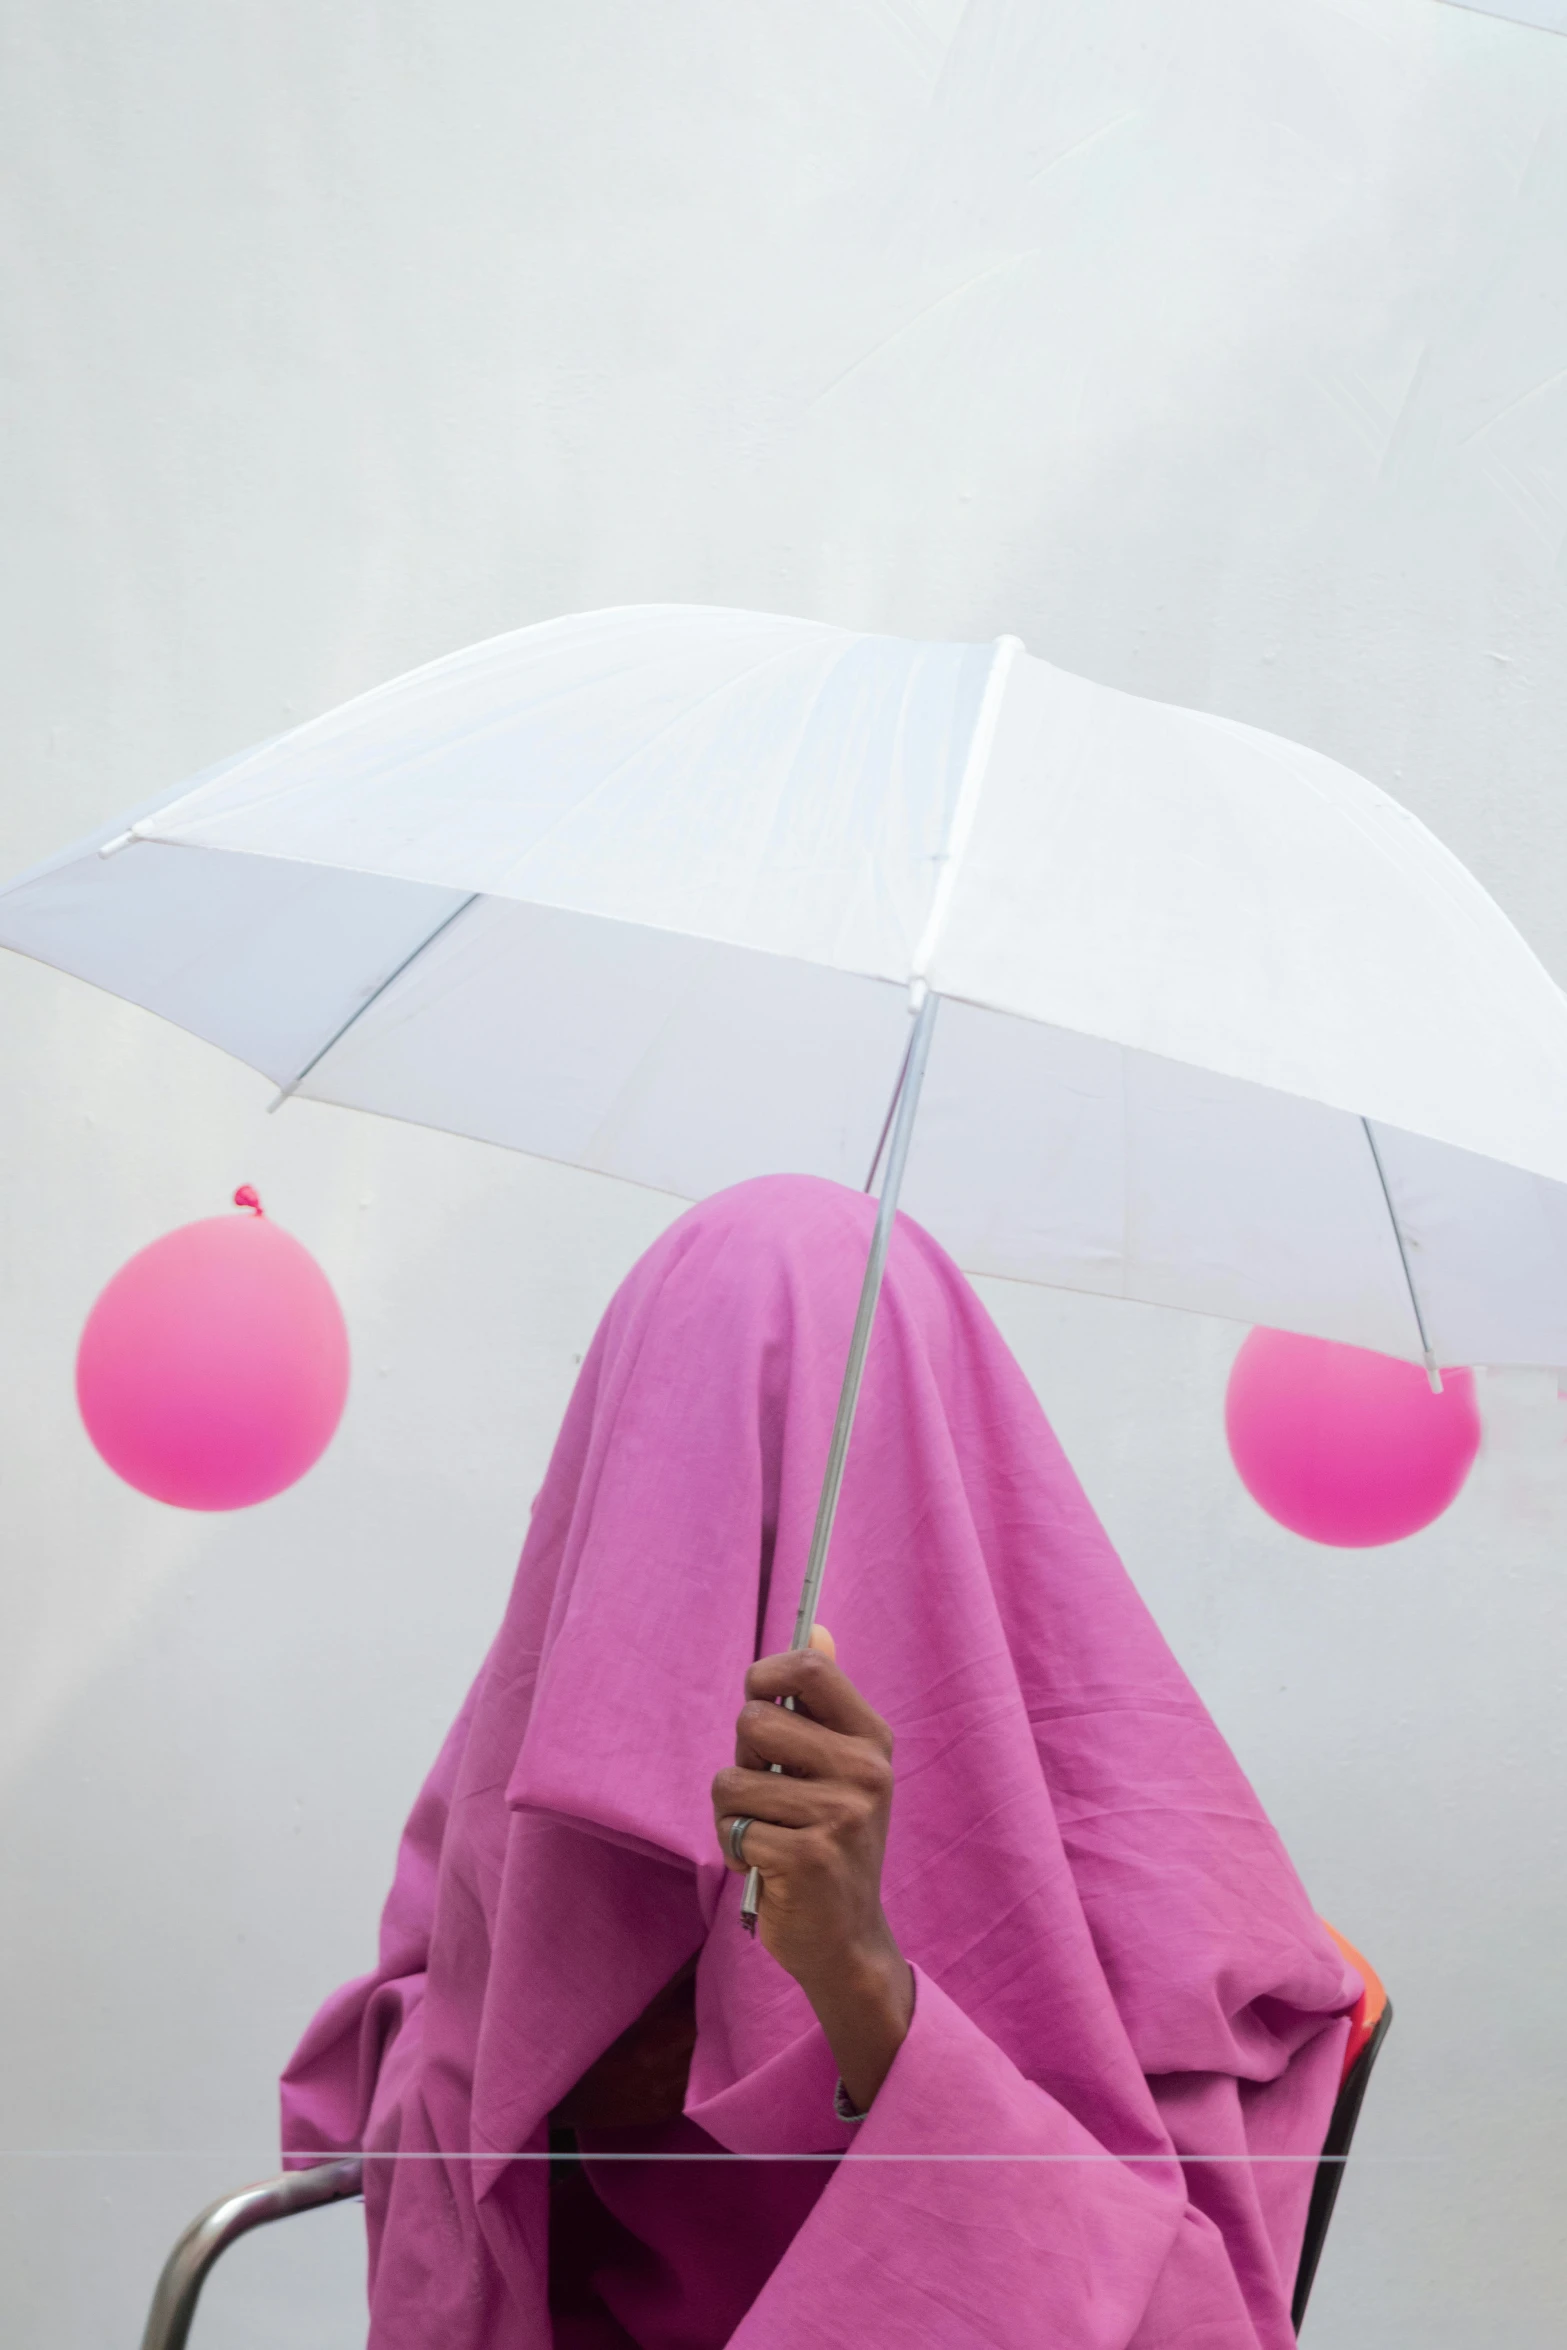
[911,633,1024,986]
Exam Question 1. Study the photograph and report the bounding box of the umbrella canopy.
[5,602,1567,1367]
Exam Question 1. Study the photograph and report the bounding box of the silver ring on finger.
[728,1814,758,1866]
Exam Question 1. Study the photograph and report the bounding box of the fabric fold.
[282,1173,1357,2347]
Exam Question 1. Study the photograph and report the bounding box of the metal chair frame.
[137,2158,364,2350]
[136,1994,1391,2348]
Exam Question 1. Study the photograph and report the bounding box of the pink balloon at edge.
[76,1189,350,1510]
[1225,1327,1480,1548]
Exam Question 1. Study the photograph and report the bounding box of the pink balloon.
[77,1190,349,1510]
[1225,1327,1480,1547]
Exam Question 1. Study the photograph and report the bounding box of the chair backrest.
[1291,1923,1393,2332]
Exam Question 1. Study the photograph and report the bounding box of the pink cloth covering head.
[282,1175,1357,2348]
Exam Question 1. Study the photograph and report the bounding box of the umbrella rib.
[267,892,482,1111]
[1360,1116,1443,1393]
[863,1025,917,1192]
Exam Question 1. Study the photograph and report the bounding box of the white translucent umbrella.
[8,601,1567,1921]
[6,603,1567,1369]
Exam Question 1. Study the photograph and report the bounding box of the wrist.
[800,1927,914,2116]
[844,1934,915,2023]
[796,1923,908,2018]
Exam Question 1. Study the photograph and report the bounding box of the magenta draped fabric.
[282,1175,1356,2347]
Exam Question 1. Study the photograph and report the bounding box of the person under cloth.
[281,1174,1359,2349]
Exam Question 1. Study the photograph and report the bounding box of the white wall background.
[3,3,1565,2344]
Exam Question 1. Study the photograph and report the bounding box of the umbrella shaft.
[740,988,941,1933]
[790,987,941,1648]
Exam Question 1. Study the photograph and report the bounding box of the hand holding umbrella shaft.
[714,1647,913,2116]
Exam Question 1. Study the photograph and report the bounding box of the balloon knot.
[233,1185,264,1215]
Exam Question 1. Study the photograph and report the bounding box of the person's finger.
[713,1812,796,1875]
[744,1647,889,1747]
[734,1698,847,1776]
[808,1623,836,1662]
[712,1763,853,1833]
[734,1699,891,1787]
